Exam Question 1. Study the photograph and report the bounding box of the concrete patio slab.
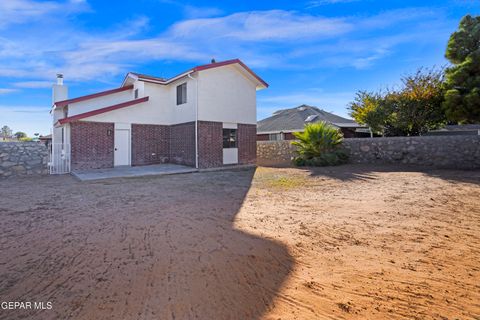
[72,163,197,181]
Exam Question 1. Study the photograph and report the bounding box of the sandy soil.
[0,165,479,319]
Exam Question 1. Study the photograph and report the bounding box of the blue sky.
[0,0,478,136]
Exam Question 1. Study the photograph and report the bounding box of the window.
[223,129,237,148]
[269,133,284,141]
[176,83,187,105]
[134,89,139,99]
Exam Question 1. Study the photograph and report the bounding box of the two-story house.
[50,59,268,173]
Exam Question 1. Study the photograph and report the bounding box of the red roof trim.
[55,85,134,108]
[131,59,268,88]
[194,59,269,88]
[193,59,268,88]
[58,96,149,124]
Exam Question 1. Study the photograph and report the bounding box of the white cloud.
[0,88,18,94]
[0,0,89,29]
[169,10,352,42]
[0,4,452,85]
[306,0,360,8]
[13,81,53,88]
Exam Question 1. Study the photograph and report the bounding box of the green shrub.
[292,122,348,167]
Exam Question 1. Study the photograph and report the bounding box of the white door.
[114,129,130,166]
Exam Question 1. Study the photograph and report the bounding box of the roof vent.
[305,115,318,122]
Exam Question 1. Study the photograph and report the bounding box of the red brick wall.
[169,122,195,166]
[256,134,269,141]
[131,124,170,166]
[340,128,356,138]
[284,132,296,140]
[238,124,257,165]
[198,121,223,168]
[71,122,114,170]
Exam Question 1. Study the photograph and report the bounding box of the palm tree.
[292,122,348,166]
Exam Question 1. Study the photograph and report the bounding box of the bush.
[292,122,349,167]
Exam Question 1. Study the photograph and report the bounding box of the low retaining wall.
[0,142,49,178]
[257,135,480,169]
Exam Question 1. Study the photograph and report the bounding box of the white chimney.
[52,73,68,104]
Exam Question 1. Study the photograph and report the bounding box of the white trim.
[222,122,237,129]
[187,73,199,169]
[257,129,298,135]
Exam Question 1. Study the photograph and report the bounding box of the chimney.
[52,74,68,104]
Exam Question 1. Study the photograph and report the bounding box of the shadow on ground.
[0,168,293,320]
[263,163,480,185]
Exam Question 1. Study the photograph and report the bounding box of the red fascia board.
[193,59,269,88]
[55,85,134,108]
[58,96,149,124]
[133,59,269,88]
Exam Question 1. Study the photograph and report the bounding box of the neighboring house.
[39,134,52,148]
[426,124,480,136]
[50,59,267,173]
[257,105,369,141]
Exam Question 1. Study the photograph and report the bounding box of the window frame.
[269,133,284,141]
[134,89,139,99]
[176,83,187,105]
[222,128,238,148]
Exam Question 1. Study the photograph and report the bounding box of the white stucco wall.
[197,65,257,125]
[80,78,197,125]
[67,89,134,117]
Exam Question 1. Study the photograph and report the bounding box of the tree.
[348,91,390,136]
[1,125,12,140]
[14,132,27,139]
[443,15,480,123]
[348,68,446,136]
[292,122,348,166]
[386,68,446,136]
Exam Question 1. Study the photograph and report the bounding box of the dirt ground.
[0,164,479,320]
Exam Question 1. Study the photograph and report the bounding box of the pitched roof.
[257,105,362,133]
[125,59,268,89]
[58,97,149,125]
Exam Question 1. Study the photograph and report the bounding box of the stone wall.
[343,136,480,169]
[256,140,297,166]
[0,142,48,178]
[257,135,480,169]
